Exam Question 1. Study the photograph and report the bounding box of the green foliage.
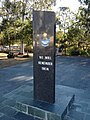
[80,50,88,56]
[0,0,89,56]
[66,47,89,56]
[87,48,90,56]
[64,6,90,56]
[56,30,63,46]
[7,52,15,58]
[19,19,33,42]
[0,0,33,48]
[66,47,80,56]
[33,0,56,10]
[0,0,55,51]
[24,45,33,53]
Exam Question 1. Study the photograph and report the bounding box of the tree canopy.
[0,0,90,56]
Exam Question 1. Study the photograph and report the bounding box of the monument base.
[15,84,75,120]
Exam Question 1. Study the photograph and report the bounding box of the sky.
[0,0,81,13]
[0,0,81,23]
[53,0,81,13]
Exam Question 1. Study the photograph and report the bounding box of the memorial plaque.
[33,11,56,103]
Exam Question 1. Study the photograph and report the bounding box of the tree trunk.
[20,0,25,55]
[20,40,24,54]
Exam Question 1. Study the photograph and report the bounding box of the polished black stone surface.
[33,11,56,103]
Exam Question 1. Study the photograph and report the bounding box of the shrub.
[7,52,15,58]
[18,52,23,55]
[71,49,80,56]
[23,55,30,58]
[80,50,88,56]
[66,47,80,56]
[87,49,90,56]
[24,46,33,53]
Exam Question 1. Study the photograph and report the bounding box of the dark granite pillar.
[33,11,56,104]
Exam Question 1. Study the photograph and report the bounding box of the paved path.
[0,56,90,120]
[56,56,90,91]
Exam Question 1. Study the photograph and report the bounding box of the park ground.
[0,52,33,68]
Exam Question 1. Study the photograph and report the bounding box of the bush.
[66,47,80,56]
[18,52,23,55]
[7,52,15,58]
[71,50,80,56]
[23,55,30,58]
[24,46,33,53]
[80,50,88,56]
[87,49,90,56]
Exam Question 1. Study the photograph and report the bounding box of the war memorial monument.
[15,11,74,120]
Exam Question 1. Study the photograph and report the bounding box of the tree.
[15,0,56,54]
[0,32,4,45]
[32,0,56,10]
[56,7,76,55]
[0,0,56,53]
[0,0,17,48]
[78,0,90,32]
[56,30,63,46]
[66,6,90,56]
